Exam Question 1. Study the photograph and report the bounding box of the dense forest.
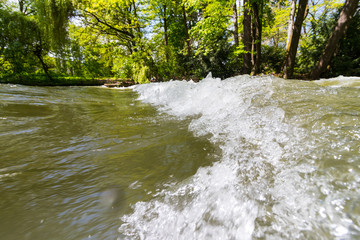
[0,0,359,85]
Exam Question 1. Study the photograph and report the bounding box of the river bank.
[0,74,135,87]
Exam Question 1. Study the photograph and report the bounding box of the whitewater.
[119,74,360,239]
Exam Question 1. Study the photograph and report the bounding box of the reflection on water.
[0,85,216,240]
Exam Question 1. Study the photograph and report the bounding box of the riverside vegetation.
[0,0,359,85]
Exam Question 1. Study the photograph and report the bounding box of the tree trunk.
[34,50,53,81]
[251,19,255,68]
[33,32,53,81]
[182,5,191,56]
[19,0,24,13]
[243,0,252,74]
[132,0,141,33]
[286,0,296,49]
[233,2,239,47]
[163,4,169,62]
[252,1,262,75]
[310,0,359,79]
[283,0,308,79]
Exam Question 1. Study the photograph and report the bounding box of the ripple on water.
[0,103,53,118]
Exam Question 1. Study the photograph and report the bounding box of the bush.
[261,45,286,74]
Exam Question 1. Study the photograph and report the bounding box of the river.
[0,75,359,239]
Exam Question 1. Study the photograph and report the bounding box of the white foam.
[315,75,360,88]
[119,75,360,239]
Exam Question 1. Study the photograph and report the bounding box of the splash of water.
[119,75,360,239]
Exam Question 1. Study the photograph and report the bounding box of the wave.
[119,75,360,239]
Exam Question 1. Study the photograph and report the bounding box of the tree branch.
[85,10,135,39]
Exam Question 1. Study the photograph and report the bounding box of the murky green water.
[0,85,216,240]
[1,76,360,240]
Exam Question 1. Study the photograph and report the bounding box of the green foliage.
[0,55,13,77]
[261,45,285,74]
[192,33,239,78]
[297,10,334,74]
[330,10,360,76]
[298,5,360,77]
[0,0,75,82]
[34,0,74,51]
[189,0,231,56]
[0,0,358,86]
[133,65,150,84]
[0,8,44,75]
[67,24,112,77]
[183,0,244,78]
[262,0,288,47]
[0,72,99,86]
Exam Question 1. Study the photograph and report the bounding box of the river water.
[0,75,359,239]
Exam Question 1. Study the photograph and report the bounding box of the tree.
[0,7,52,79]
[242,0,264,75]
[233,1,239,47]
[251,0,263,75]
[310,0,359,79]
[243,0,252,74]
[34,0,74,52]
[283,0,308,79]
[1,0,359,83]
[181,3,191,56]
[286,0,296,48]
[186,0,237,78]
[76,0,143,55]
[148,0,173,63]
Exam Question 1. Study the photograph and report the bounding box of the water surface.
[1,75,360,239]
[0,85,216,240]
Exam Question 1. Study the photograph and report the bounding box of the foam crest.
[120,75,360,239]
[315,76,360,88]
